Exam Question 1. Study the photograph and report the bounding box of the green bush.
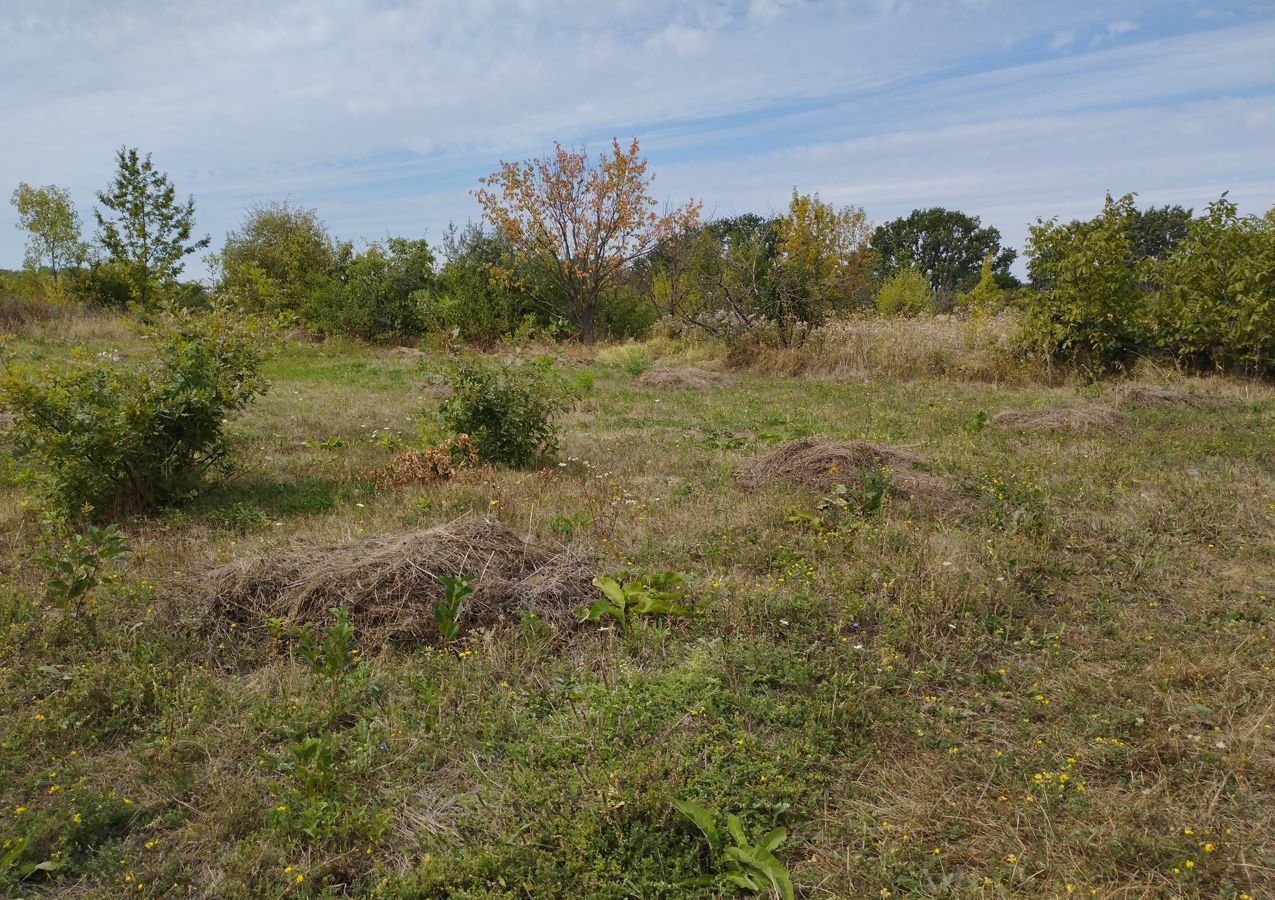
[0,304,271,523]
[434,356,574,467]
[1018,194,1145,369]
[874,266,931,316]
[428,224,537,344]
[305,238,434,341]
[597,284,657,340]
[1149,197,1275,374]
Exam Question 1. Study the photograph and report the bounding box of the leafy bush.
[0,304,271,523]
[874,266,931,316]
[581,572,695,634]
[1018,194,1145,369]
[305,238,434,341]
[429,223,537,344]
[1148,197,1275,374]
[597,284,657,340]
[672,799,795,899]
[434,356,574,467]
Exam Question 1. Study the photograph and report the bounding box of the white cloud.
[1091,18,1138,46]
[1049,29,1077,50]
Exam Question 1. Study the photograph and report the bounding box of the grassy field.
[1,320,1273,898]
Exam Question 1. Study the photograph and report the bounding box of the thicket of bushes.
[1020,194,1275,374]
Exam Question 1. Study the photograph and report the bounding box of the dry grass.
[734,314,1045,384]
[735,437,968,514]
[989,403,1130,433]
[632,367,733,389]
[1115,383,1213,409]
[199,518,596,645]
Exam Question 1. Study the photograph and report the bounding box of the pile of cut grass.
[633,367,734,389]
[736,437,968,514]
[201,518,595,645]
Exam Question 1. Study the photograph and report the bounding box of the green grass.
[1,327,1272,897]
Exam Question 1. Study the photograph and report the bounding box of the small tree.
[473,138,699,344]
[95,147,210,307]
[772,189,874,343]
[213,201,340,314]
[10,182,87,281]
[1020,193,1144,368]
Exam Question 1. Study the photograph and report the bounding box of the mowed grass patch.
[0,328,1272,896]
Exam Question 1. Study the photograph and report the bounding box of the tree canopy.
[473,137,699,343]
[95,147,210,306]
[872,207,1016,298]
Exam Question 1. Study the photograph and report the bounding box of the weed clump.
[989,404,1129,433]
[736,437,965,513]
[632,367,733,389]
[200,518,595,646]
[366,435,478,487]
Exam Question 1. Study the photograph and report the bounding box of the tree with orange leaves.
[473,138,699,344]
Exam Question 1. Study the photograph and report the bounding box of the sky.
[1,0,1272,278]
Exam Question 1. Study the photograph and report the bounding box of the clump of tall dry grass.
[731,314,1043,384]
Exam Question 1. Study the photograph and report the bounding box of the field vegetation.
[0,141,1272,898]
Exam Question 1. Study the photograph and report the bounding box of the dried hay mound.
[1116,384,1210,409]
[989,404,1129,433]
[200,519,595,646]
[633,368,733,389]
[389,346,425,360]
[736,437,966,512]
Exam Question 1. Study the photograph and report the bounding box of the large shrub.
[428,224,535,344]
[1018,193,1145,369]
[0,304,271,523]
[214,202,341,315]
[1149,197,1275,374]
[306,238,434,341]
[434,357,573,468]
[874,266,931,317]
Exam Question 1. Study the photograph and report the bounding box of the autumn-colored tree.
[772,190,875,344]
[473,138,699,344]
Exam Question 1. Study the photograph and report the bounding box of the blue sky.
[1,0,1272,277]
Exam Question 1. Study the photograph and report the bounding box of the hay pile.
[389,346,425,360]
[989,404,1129,433]
[736,437,965,511]
[201,519,595,645]
[1116,384,1208,408]
[633,368,733,389]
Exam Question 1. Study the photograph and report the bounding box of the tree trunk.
[578,303,596,345]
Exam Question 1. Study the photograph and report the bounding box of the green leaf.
[757,827,787,853]
[725,813,749,849]
[592,576,628,607]
[672,799,720,853]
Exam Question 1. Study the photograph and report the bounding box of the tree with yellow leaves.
[473,138,699,344]
[772,189,875,344]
